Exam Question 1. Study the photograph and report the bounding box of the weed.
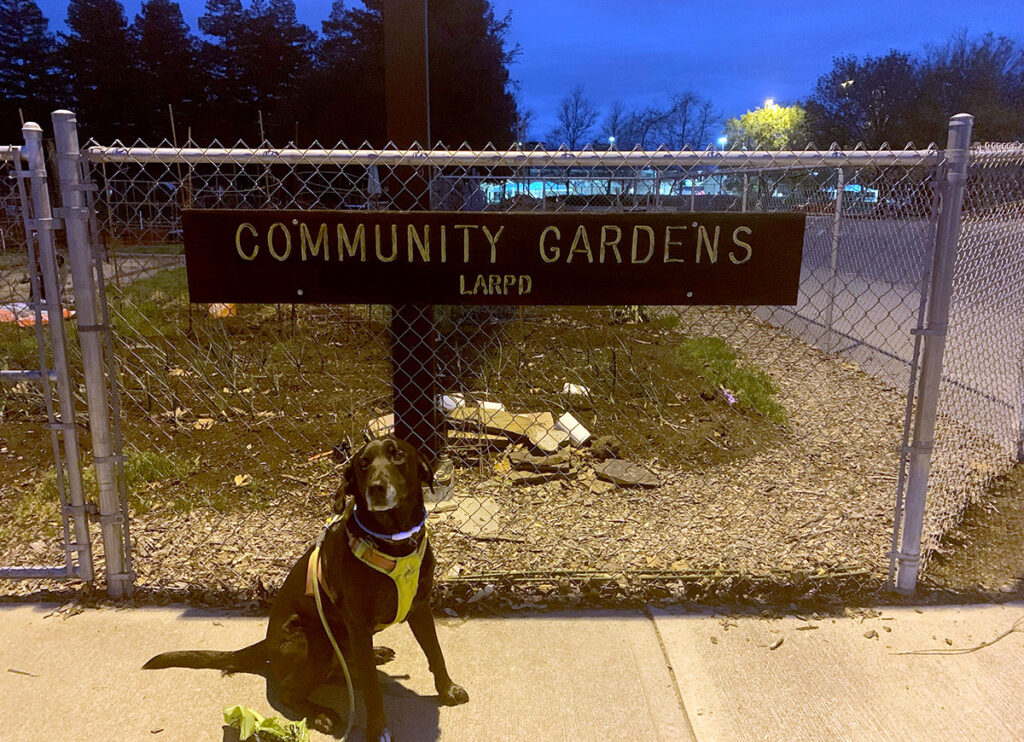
[676,336,787,424]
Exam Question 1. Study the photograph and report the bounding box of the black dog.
[143,437,468,740]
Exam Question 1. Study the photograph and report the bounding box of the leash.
[312,516,356,742]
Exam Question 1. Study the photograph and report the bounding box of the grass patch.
[109,266,189,335]
[0,324,42,369]
[29,448,205,516]
[676,336,786,424]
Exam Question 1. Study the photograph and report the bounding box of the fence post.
[823,167,845,352]
[51,110,131,598]
[22,122,94,581]
[895,113,974,593]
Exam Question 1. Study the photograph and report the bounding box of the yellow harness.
[305,507,428,631]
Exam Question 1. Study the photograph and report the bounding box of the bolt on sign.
[183,209,806,305]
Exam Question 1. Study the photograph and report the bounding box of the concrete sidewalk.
[2,601,1023,741]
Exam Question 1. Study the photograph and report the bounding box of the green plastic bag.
[223,704,310,742]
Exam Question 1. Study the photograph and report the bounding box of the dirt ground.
[2,273,915,607]
[3,257,1016,608]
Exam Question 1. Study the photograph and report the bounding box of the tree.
[654,93,718,149]
[726,101,809,149]
[306,0,516,146]
[241,0,316,141]
[60,0,136,140]
[803,51,919,147]
[917,32,1024,143]
[803,35,1024,147]
[0,0,57,139]
[548,85,598,148]
[512,91,535,145]
[196,0,248,139]
[131,0,199,141]
[602,100,628,145]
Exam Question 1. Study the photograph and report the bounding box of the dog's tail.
[142,639,267,674]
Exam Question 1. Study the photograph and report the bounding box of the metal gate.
[0,126,92,583]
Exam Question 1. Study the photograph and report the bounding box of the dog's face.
[338,437,432,514]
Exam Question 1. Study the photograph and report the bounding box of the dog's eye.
[358,456,370,469]
[392,449,406,465]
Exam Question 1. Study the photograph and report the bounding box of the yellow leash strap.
[311,514,354,742]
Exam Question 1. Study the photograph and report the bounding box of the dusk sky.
[37,0,1024,142]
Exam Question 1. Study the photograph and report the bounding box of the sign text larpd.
[183,209,806,305]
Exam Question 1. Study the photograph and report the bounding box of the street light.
[608,136,616,149]
[717,136,728,149]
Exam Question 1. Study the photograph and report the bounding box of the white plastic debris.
[561,383,590,397]
[554,412,591,447]
[436,392,466,413]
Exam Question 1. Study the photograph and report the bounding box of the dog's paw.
[373,645,396,665]
[438,682,469,706]
[310,711,340,734]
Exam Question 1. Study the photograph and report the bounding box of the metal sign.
[183,209,806,305]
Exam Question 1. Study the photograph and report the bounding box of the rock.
[863,629,879,640]
[523,413,570,453]
[446,495,501,537]
[589,479,616,494]
[505,470,563,486]
[448,407,536,438]
[590,435,623,460]
[508,448,572,472]
[593,459,660,488]
[447,430,511,452]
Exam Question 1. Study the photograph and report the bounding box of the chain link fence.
[922,143,1024,571]
[17,140,944,606]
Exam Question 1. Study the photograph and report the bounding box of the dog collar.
[352,505,427,543]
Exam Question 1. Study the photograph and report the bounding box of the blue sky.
[36,0,1024,140]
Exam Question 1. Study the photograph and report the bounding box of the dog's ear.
[417,451,434,488]
[334,448,363,514]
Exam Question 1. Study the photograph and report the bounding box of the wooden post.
[383,0,440,459]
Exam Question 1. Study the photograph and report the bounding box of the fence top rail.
[83,144,941,170]
[0,145,24,162]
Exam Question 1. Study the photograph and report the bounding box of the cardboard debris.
[554,412,591,447]
[593,459,660,488]
[365,413,394,439]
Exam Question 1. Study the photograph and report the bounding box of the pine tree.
[196,0,247,140]
[0,0,57,138]
[131,0,199,142]
[308,0,516,146]
[60,0,136,140]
